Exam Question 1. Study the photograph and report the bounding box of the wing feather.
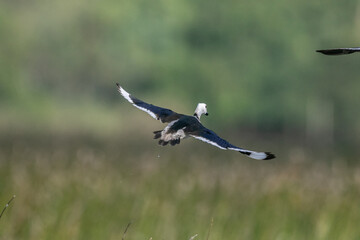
[190,127,275,160]
[116,83,182,123]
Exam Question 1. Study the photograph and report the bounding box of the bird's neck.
[194,113,201,121]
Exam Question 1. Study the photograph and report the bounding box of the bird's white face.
[194,103,208,119]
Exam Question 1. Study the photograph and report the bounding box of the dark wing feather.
[316,48,360,55]
[189,126,275,160]
[116,83,182,123]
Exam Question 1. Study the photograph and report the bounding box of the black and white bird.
[316,47,360,55]
[116,83,275,160]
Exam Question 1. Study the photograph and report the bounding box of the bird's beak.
[205,113,209,116]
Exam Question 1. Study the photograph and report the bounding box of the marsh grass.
[121,223,131,240]
[0,136,360,239]
[205,218,213,240]
[0,195,16,221]
[188,234,198,240]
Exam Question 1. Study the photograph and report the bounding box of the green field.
[1,135,360,240]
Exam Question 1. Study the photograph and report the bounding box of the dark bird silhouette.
[316,47,360,55]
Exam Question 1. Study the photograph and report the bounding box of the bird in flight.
[116,83,275,160]
[316,47,360,55]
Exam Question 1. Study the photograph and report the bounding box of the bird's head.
[194,103,208,120]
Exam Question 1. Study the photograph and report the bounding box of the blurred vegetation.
[1,0,360,153]
[1,138,360,240]
[1,0,360,239]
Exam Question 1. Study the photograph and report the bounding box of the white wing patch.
[228,147,267,160]
[192,136,271,160]
[117,84,158,120]
[118,85,133,104]
[191,135,227,150]
[249,151,268,160]
[248,152,268,160]
[132,105,158,120]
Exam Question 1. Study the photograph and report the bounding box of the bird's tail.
[157,138,180,146]
[154,131,181,146]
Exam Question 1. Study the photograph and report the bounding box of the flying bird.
[316,47,360,55]
[116,83,275,160]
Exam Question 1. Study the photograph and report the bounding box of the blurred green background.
[1,0,360,239]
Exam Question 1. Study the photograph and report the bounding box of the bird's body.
[116,83,275,160]
[154,116,195,145]
[316,47,360,55]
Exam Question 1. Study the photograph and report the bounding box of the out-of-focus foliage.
[1,0,360,152]
[1,137,360,240]
[2,2,360,238]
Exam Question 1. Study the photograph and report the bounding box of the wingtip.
[116,83,134,103]
[116,83,121,92]
[264,152,275,160]
[316,50,326,54]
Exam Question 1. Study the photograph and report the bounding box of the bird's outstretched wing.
[189,127,275,160]
[316,48,360,55]
[116,83,182,123]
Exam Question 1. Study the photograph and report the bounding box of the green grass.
[1,136,360,240]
